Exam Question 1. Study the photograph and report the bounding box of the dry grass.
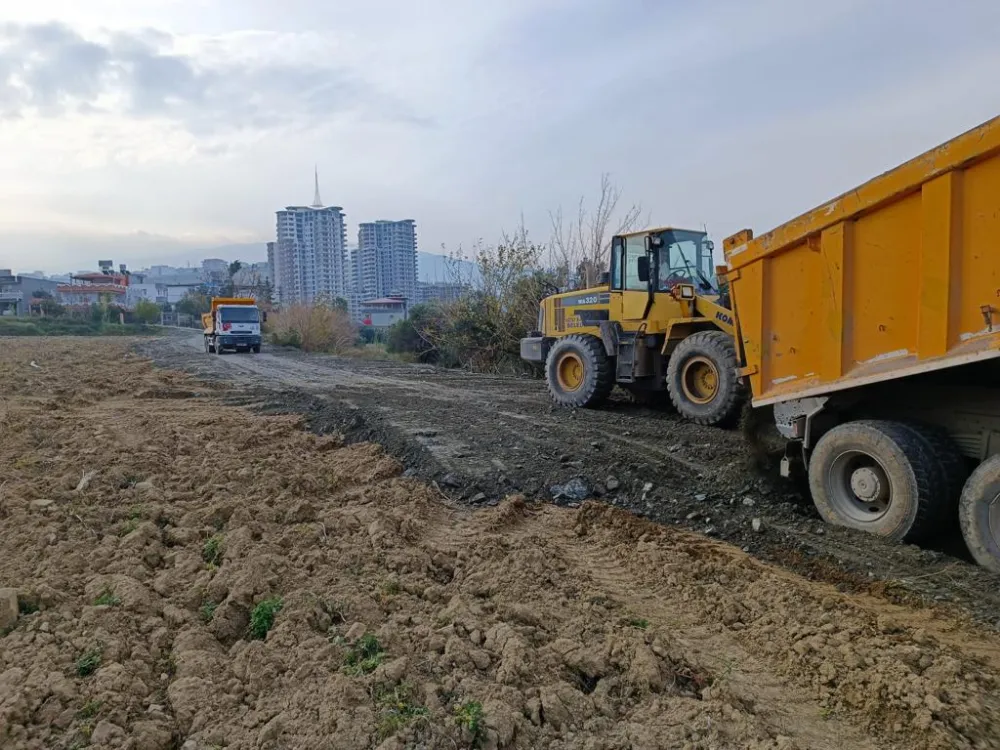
[269,304,356,353]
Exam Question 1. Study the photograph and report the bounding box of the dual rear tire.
[807,420,947,543]
[808,419,1000,571]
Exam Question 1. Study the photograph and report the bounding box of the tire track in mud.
[143,333,1000,629]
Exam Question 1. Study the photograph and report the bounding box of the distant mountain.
[196,243,270,263]
[418,252,477,284]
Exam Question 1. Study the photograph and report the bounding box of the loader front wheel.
[545,334,614,408]
[666,331,743,426]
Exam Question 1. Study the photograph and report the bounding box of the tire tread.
[808,419,943,542]
[666,330,743,426]
[545,334,614,408]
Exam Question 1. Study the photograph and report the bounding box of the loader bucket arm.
[694,295,736,337]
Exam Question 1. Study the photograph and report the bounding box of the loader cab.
[611,228,718,296]
[610,227,718,324]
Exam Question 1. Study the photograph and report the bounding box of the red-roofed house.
[360,296,407,328]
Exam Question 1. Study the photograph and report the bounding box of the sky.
[2,0,1000,273]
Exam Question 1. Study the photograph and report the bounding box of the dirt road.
[1,337,999,750]
[147,333,1000,629]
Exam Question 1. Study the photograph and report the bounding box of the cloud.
[0,21,427,133]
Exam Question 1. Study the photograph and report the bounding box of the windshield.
[220,306,259,323]
[655,230,717,293]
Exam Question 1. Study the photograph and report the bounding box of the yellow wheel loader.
[520,227,743,426]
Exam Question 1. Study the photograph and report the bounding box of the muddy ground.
[1,337,999,750]
[146,333,1000,630]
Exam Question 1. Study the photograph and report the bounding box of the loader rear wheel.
[545,334,613,408]
[666,331,742,426]
[958,455,1000,573]
[808,420,944,543]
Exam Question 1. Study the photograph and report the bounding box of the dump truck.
[520,227,744,426]
[202,297,263,354]
[724,114,1000,572]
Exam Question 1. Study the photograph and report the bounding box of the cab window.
[610,236,623,289]
[624,236,646,291]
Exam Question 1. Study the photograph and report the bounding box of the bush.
[269,304,356,353]
[133,299,160,324]
[40,299,66,317]
[0,318,159,337]
[386,303,441,362]
[400,231,555,373]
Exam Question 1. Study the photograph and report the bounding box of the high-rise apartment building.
[274,170,347,306]
[354,220,418,310]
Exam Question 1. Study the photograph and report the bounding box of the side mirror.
[705,240,715,253]
[637,256,650,283]
[262,311,268,323]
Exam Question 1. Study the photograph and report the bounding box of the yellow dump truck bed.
[724,115,1000,407]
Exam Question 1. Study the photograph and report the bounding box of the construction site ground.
[1,334,999,750]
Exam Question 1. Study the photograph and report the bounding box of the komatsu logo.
[716,311,733,326]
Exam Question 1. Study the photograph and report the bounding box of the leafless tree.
[549,173,644,289]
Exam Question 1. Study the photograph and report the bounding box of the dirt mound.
[1,338,999,750]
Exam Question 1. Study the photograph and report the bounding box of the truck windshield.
[656,230,717,293]
[220,307,259,323]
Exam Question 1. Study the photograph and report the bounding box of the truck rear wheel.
[898,422,968,523]
[666,330,743,426]
[808,420,943,542]
[205,337,214,354]
[958,455,1000,573]
[545,334,614,408]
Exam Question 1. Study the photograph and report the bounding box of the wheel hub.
[681,356,719,405]
[850,466,884,502]
[828,450,892,520]
[556,352,585,392]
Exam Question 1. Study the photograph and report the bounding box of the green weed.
[76,700,102,719]
[199,601,219,623]
[628,618,649,630]
[93,588,121,607]
[454,700,485,746]
[202,534,224,566]
[343,633,387,675]
[374,682,429,740]
[75,647,102,677]
[249,597,283,640]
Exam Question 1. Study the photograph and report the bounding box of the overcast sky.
[3,0,1000,272]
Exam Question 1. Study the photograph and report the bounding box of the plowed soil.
[2,337,999,750]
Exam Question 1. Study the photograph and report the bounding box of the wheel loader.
[520,226,743,426]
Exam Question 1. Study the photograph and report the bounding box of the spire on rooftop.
[311,165,323,208]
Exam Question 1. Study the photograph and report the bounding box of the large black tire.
[545,334,614,408]
[215,338,224,355]
[897,422,969,525]
[807,420,945,543]
[205,337,213,354]
[958,455,1000,573]
[252,345,261,354]
[666,330,743,426]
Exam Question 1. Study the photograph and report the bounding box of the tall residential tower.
[274,169,347,305]
[353,220,418,310]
